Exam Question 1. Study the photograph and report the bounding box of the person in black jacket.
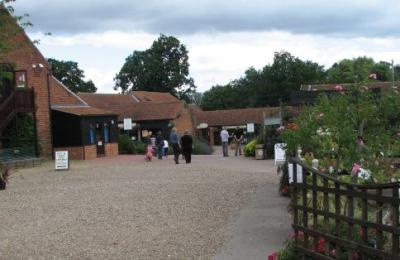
[156,131,164,159]
[180,130,193,163]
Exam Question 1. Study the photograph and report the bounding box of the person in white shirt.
[163,139,169,157]
[220,127,230,157]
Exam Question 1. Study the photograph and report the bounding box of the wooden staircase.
[0,92,16,134]
[0,89,37,165]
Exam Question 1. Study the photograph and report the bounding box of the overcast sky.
[13,0,400,93]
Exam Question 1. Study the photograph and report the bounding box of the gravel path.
[0,153,288,259]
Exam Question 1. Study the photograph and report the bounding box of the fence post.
[392,186,399,254]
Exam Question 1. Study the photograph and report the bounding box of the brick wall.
[54,146,83,160]
[105,143,119,157]
[0,28,53,158]
[173,103,195,135]
[84,145,97,160]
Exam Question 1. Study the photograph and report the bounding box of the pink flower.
[334,85,343,92]
[268,251,278,260]
[369,73,377,80]
[276,126,285,133]
[352,163,361,176]
[289,231,304,239]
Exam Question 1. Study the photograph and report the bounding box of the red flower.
[267,251,278,260]
[281,186,289,194]
[316,238,325,253]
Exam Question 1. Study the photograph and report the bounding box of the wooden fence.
[289,158,400,259]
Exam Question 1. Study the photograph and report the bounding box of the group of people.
[220,126,244,157]
[145,128,193,164]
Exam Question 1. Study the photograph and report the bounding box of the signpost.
[55,151,69,170]
[246,123,255,133]
[274,143,286,165]
[123,118,132,130]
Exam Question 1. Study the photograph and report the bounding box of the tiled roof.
[78,93,183,121]
[194,107,281,126]
[118,102,183,121]
[78,93,137,108]
[131,91,179,102]
[52,107,117,116]
[300,81,400,91]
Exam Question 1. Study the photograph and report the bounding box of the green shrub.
[118,134,136,154]
[244,139,257,157]
[192,137,214,155]
[133,141,146,154]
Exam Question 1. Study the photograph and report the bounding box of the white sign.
[274,143,286,165]
[264,117,281,126]
[288,163,303,183]
[123,118,132,130]
[197,122,209,129]
[55,151,69,170]
[246,123,255,133]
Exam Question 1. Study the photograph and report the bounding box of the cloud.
[31,30,400,94]
[14,0,400,37]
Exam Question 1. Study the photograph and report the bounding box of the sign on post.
[288,163,303,183]
[264,117,281,126]
[274,143,286,165]
[246,123,255,133]
[55,151,69,170]
[123,118,132,130]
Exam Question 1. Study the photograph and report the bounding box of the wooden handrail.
[288,157,400,189]
[0,92,14,112]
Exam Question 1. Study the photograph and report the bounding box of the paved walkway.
[0,149,291,259]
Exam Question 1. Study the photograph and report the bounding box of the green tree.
[201,51,325,110]
[114,34,195,99]
[48,58,97,93]
[326,57,394,83]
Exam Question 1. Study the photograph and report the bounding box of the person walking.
[156,131,164,159]
[233,127,244,156]
[220,127,229,157]
[180,130,193,163]
[169,127,181,164]
[163,139,169,157]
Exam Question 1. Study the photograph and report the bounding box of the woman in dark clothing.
[180,130,193,163]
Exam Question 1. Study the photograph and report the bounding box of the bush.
[133,141,146,154]
[118,134,136,154]
[244,139,257,157]
[118,134,147,154]
[192,137,214,155]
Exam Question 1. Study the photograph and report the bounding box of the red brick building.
[0,10,118,160]
[79,92,195,141]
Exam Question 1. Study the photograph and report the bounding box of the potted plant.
[0,161,10,190]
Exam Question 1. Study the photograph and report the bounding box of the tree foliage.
[48,58,97,93]
[326,57,396,83]
[201,51,400,111]
[281,87,400,183]
[114,34,195,99]
[202,51,325,110]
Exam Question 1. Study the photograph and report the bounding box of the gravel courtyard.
[0,153,290,259]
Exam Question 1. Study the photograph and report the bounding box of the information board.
[123,118,132,130]
[274,143,286,165]
[246,123,255,133]
[55,151,69,170]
